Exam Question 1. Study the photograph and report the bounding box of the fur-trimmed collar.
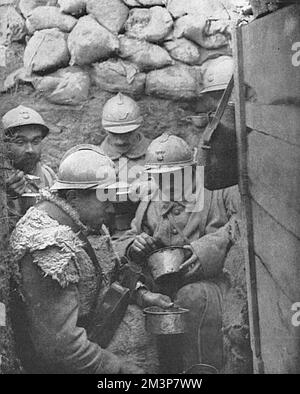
[39,190,88,233]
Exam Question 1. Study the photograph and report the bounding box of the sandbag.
[174,14,231,49]
[167,0,228,19]
[23,28,70,73]
[0,6,26,45]
[164,38,200,65]
[58,0,86,15]
[26,6,77,33]
[119,35,173,71]
[1,68,34,93]
[68,15,119,66]
[145,64,202,100]
[19,0,58,18]
[86,0,129,34]
[32,66,90,105]
[125,6,173,42]
[91,59,146,95]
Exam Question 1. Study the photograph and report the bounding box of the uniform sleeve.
[114,201,148,258]
[190,189,234,279]
[20,253,123,374]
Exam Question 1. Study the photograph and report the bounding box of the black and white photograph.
[0,0,299,382]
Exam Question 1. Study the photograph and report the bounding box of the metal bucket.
[144,306,189,335]
[147,246,192,283]
[183,363,219,374]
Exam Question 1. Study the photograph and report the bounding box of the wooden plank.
[252,200,300,301]
[242,4,300,105]
[233,26,264,374]
[246,103,300,147]
[248,130,300,239]
[256,256,300,373]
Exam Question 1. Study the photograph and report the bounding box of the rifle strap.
[202,76,234,148]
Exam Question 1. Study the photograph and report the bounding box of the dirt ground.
[0,43,252,374]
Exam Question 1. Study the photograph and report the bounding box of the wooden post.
[233,25,264,374]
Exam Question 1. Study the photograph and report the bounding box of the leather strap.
[202,76,234,148]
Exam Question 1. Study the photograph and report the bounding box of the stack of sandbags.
[12,0,244,103]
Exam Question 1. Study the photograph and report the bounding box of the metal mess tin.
[147,246,192,284]
[144,306,189,335]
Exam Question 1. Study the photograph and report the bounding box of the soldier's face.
[6,125,43,173]
[75,191,115,232]
[108,130,137,149]
[195,90,224,113]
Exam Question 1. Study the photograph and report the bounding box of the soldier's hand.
[129,232,157,262]
[119,362,145,374]
[179,245,204,280]
[6,170,27,197]
[141,290,173,309]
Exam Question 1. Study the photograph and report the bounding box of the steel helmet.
[2,105,49,137]
[102,92,143,134]
[200,56,234,94]
[51,144,119,191]
[145,133,197,174]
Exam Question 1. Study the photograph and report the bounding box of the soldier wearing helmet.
[1,105,56,225]
[116,134,240,373]
[197,55,234,113]
[10,144,168,374]
[100,93,151,236]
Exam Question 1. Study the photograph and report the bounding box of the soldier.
[198,55,234,113]
[100,93,151,236]
[2,105,56,226]
[9,145,172,374]
[116,134,240,373]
